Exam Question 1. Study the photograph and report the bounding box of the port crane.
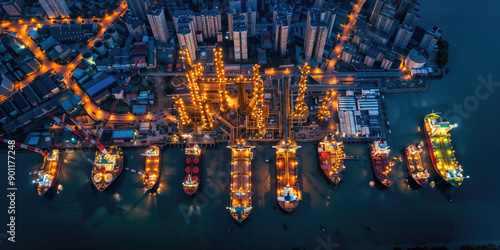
[0,138,50,157]
[0,138,53,176]
[96,59,142,140]
[35,104,109,155]
[36,59,142,156]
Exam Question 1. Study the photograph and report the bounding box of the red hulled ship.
[369,141,394,187]
[183,144,201,196]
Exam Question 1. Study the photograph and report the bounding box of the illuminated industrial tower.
[292,64,310,120]
[214,47,229,112]
[317,89,335,121]
[181,48,215,131]
[248,65,268,135]
[174,95,192,129]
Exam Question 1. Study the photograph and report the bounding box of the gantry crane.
[292,64,310,120]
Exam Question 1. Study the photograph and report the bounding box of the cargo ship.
[317,136,346,188]
[35,149,61,196]
[405,141,429,187]
[369,141,394,187]
[226,140,255,222]
[424,113,464,187]
[183,144,201,196]
[92,147,124,191]
[142,145,161,190]
[273,140,302,212]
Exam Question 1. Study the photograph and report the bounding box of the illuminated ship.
[424,113,464,187]
[369,141,394,187]
[273,140,302,213]
[405,141,429,187]
[92,147,124,191]
[142,145,161,190]
[227,140,255,222]
[183,144,201,196]
[35,149,61,196]
[317,136,346,188]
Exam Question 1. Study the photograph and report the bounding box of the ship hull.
[143,146,161,191]
[369,146,393,187]
[424,118,461,187]
[227,143,253,223]
[316,142,345,188]
[37,150,62,196]
[92,148,124,191]
[278,201,299,213]
[183,146,201,196]
[404,147,428,187]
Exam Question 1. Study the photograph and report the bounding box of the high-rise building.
[313,0,324,8]
[375,4,396,34]
[126,0,148,20]
[1,0,24,16]
[395,0,414,20]
[172,10,196,33]
[403,5,420,27]
[124,15,147,40]
[369,0,387,25]
[147,5,170,43]
[245,8,257,37]
[232,14,247,60]
[177,24,197,61]
[419,26,442,54]
[304,9,331,62]
[274,13,288,56]
[272,4,292,29]
[195,8,222,39]
[393,23,414,50]
[229,0,242,13]
[246,0,257,10]
[39,0,70,18]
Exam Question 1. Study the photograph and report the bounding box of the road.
[141,69,402,79]
[325,0,367,72]
[2,2,158,124]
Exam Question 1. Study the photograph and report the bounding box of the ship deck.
[425,113,463,187]
[229,146,252,221]
[144,146,160,188]
[92,148,123,191]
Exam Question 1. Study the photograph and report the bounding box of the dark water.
[2,1,500,249]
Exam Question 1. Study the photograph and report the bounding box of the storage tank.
[106,26,120,42]
[81,50,95,65]
[93,40,107,56]
[405,48,428,69]
[103,34,114,48]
